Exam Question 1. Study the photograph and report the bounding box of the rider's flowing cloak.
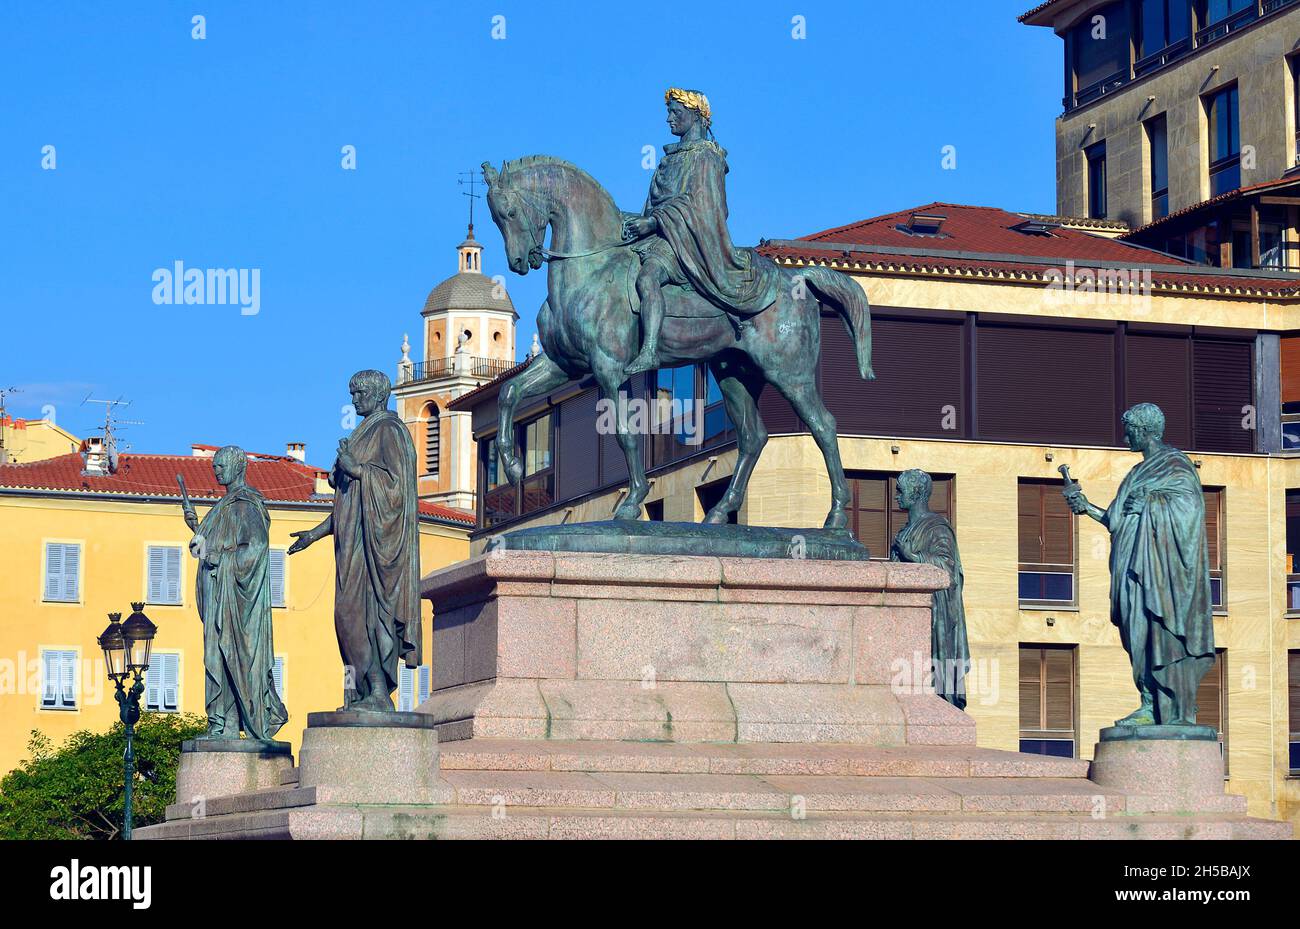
[330,409,422,702]
[643,139,781,314]
[194,483,287,739]
[1104,442,1215,686]
[890,512,971,710]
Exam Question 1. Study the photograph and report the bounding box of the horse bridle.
[498,184,630,263]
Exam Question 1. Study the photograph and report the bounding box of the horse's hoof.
[823,510,849,531]
[702,509,728,525]
[614,504,642,521]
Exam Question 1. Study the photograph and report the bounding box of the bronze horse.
[482,156,872,529]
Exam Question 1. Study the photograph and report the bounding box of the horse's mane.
[501,155,616,209]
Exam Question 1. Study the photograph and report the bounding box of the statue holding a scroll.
[1062,403,1216,727]
[181,446,287,741]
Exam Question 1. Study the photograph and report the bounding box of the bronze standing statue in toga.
[288,370,423,713]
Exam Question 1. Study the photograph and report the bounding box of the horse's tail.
[799,265,874,380]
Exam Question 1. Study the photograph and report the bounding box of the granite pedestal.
[297,711,454,805]
[419,550,974,746]
[1089,725,1244,815]
[174,739,293,807]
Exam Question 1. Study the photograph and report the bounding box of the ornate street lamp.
[98,603,156,840]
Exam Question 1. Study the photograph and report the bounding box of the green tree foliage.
[0,712,206,840]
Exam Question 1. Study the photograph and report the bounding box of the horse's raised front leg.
[702,358,766,525]
[497,353,571,487]
[591,355,648,520]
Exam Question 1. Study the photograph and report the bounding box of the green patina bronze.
[1063,403,1217,730]
[481,88,873,536]
[889,469,970,710]
[494,520,870,560]
[184,446,287,742]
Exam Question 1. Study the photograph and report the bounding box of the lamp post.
[98,602,156,840]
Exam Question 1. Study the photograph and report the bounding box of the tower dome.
[421,224,518,320]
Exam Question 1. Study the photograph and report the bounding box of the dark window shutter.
[558,390,600,500]
[1193,340,1253,453]
[1196,652,1223,734]
[1289,651,1300,736]
[1203,489,1223,571]
[1043,489,1074,566]
[852,476,889,556]
[1019,648,1042,730]
[1043,648,1074,732]
[1018,483,1044,563]
[819,315,965,438]
[757,386,802,435]
[599,426,629,487]
[977,325,1115,445]
[1125,334,1191,449]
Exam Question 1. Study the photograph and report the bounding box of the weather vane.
[458,169,482,233]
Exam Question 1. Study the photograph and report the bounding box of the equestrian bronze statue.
[482,87,873,530]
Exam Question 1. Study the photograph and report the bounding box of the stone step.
[439,769,1128,814]
[437,740,1091,779]
[280,767,300,787]
[137,802,1292,841]
[164,785,317,822]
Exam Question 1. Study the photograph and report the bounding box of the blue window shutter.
[41,651,57,706]
[163,654,179,710]
[268,549,286,607]
[272,656,285,701]
[60,651,76,707]
[398,666,414,711]
[44,543,62,600]
[62,545,79,602]
[147,546,164,603]
[418,666,431,705]
[145,661,162,710]
[165,547,181,604]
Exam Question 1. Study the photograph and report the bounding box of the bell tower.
[394,206,518,513]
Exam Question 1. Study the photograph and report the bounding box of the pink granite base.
[419,551,973,746]
[1089,735,1246,814]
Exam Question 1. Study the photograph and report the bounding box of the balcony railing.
[1263,0,1298,16]
[1068,68,1129,110]
[399,355,516,384]
[1134,38,1191,78]
[1195,6,1258,47]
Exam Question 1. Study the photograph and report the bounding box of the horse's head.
[482,160,546,275]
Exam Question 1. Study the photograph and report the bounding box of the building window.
[40,649,77,710]
[481,437,517,528]
[43,541,81,603]
[702,368,733,446]
[424,402,440,477]
[146,544,182,605]
[1018,480,1075,606]
[1287,491,1300,612]
[1070,3,1130,105]
[398,664,431,712]
[1147,114,1170,220]
[1206,84,1241,197]
[520,412,553,516]
[268,548,287,608]
[848,472,955,559]
[272,655,286,703]
[645,499,665,522]
[697,479,739,525]
[1288,650,1299,773]
[1197,649,1229,774]
[1139,0,1191,59]
[1019,645,1078,757]
[145,653,180,712]
[1203,488,1225,609]
[1086,142,1108,219]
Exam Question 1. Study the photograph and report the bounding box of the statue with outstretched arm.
[1061,403,1216,728]
[288,370,421,713]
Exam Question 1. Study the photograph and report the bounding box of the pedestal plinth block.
[419,550,974,746]
[1089,727,1244,814]
[174,739,293,806]
[298,711,454,805]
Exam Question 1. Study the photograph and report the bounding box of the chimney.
[81,435,117,476]
[191,444,216,458]
[286,442,306,462]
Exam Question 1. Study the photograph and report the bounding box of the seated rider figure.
[620,88,782,378]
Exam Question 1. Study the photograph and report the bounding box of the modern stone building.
[1021,0,1300,269]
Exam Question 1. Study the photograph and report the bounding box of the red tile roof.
[1018,0,1072,25]
[1123,174,1300,237]
[759,201,1300,297]
[0,450,475,527]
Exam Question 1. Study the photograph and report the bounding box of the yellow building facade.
[0,448,471,775]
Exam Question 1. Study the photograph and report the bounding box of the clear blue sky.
[1,0,1060,466]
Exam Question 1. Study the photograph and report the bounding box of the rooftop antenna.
[0,386,20,464]
[80,395,144,474]
[458,169,482,236]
